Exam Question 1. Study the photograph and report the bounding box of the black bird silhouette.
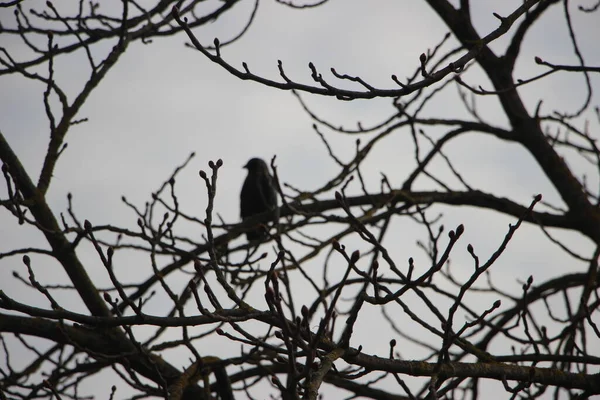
[240,158,278,241]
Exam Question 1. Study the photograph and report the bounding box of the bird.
[240,157,278,241]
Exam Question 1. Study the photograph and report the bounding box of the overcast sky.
[1,0,599,398]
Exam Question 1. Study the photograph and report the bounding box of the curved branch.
[172,1,537,100]
[505,0,560,69]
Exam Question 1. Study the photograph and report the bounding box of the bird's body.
[240,158,278,241]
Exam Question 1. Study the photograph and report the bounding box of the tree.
[1,0,599,399]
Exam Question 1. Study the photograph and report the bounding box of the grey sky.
[1,0,598,398]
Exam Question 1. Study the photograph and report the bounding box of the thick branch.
[0,131,109,317]
[426,0,600,242]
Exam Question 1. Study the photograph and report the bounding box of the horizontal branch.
[347,350,600,393]
[0,312,208,398]
[2,309,598,393]
[282,189,573,230]
[172,0,540,99]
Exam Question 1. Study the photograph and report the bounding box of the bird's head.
[243,158,268,172]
